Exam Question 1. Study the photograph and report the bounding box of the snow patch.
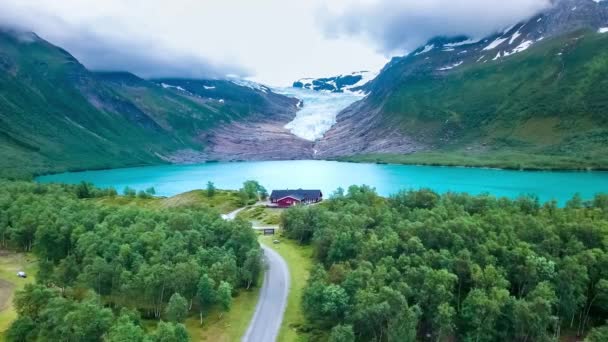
[503,24,516,35]
[504,40,534,56]
[443,38,480,48]
[231,79,270,93]
[509,30,522,44]
[160,83,186,92]
[344,71,378,91]
[483,37,508,50]
[438,61,463,71]
[415,44,434,55]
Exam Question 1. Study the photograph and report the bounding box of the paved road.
[222,206,290,342]
[242,244,290,342]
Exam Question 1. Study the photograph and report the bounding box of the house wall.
[277,197,301,207]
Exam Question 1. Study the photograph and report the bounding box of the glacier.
[277,87,365,141]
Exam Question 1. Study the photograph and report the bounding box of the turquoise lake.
[37,160,608,205]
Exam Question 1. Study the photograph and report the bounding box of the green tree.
[166,293,188,323]
[6,316,36,342]
[461,288,509,341]
[586,324,608,342]
[329,324,355,342]
[107,314,146,342]
[218,281,233,314]
[152,321,189,342]
[123,186,136,197]
[242,249,262,289]
[76,181,92,199]
[387,305,420,342]
[206,181,216,197]
[197,274,216,324]
[14,284,56,320]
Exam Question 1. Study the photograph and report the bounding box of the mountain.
[316,0,608,169]
[0,29,304,178]
[293,71,376,93]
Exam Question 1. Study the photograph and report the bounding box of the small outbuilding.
[270,189,323,208]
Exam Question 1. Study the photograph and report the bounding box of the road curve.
[242,244,290,342]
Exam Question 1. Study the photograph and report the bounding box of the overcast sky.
[0,0,552,85]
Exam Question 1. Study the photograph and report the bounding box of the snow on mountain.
[160,83,187,92]
[293,71,378,94]
[414,44,435,55]
[230,79,271,93]
[379,0,608,73]
[483,37,509,50]
[438,61,464,71]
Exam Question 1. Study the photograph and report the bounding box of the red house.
[270,189,323,208]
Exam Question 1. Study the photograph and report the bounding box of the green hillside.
[0,31,294,179]
[353,30,608,169]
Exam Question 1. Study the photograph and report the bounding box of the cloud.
[319,0,553,55]
[0,0,390,85]
[0,2,249,79]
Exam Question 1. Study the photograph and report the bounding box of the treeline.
[0,181,263,341]
[282,186,608,341]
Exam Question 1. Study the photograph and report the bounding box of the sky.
[0,0,552,86]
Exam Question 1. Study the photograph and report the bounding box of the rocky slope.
[316,0,608,161]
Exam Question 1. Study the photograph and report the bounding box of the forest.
[0,181,263,341]
[282,186,608,341]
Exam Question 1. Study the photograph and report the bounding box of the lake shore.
[334,151,608,172]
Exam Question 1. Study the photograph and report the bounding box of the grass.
[237,206,282,226]
[259,235,314,342]
[338,151,608,171]
[94,190,243,214]
[0,251,37,341]
[185,286,261,342]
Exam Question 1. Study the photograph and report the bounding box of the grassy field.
[94,189,243,214]
[338,151,608,171]
[259,235,314,342]
[0,251,37,341]
[237,206,282,226]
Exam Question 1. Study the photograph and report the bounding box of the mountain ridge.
[315,0,608,169]
[0,29,304,178]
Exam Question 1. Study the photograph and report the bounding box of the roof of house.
[270,189,322,201]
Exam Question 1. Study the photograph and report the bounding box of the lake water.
[36,160,608,205]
